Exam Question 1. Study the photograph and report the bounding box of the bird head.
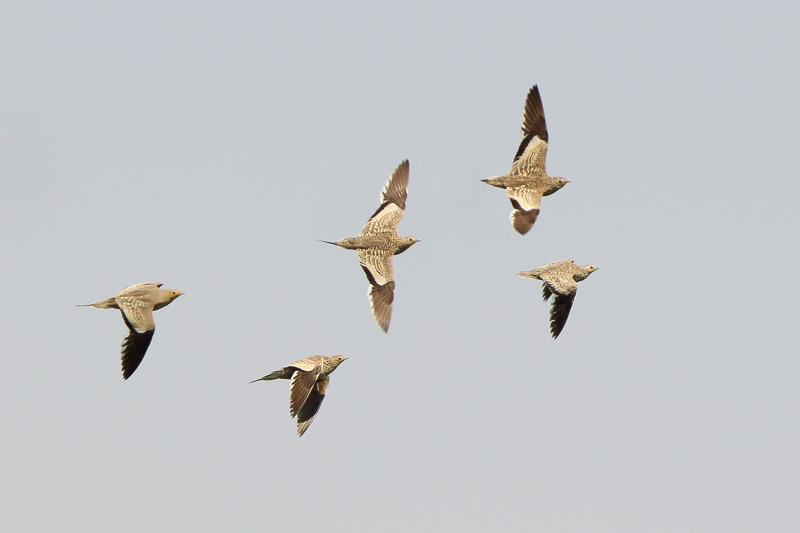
[543,177,569,196]
[330,355,348,369]
[396,236,419,254]
[581,265,599,279]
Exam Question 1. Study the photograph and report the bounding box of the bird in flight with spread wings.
[251,355,348,437]
[321,159,419,333]
[517,260,598,338]
[483,85,569,235]
[81,282,183,379]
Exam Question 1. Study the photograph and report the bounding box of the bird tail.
[517,270,540,280]
[77,297,118,309]
[482,175,508,188]
[249,369,284,383]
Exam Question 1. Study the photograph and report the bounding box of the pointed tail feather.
[249,369,285,383]
[78,297,119,309]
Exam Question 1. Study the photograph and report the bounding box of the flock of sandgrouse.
[83,85,599,436]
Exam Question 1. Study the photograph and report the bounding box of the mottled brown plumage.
[483,85,569,234]
[80,282,183,379]
[321,160,419,332]
[251,355,348,437]
[518,260,598,338]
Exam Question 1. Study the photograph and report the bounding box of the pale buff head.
[543,177,569,196]
[576,265,599,281]
[396,236,419,254]
[167,290,183,301]
[329,355,348,369]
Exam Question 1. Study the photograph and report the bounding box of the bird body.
[322,159,419,332]
[518,261,598,338]
[251,355,348,437]
[81,282,183,379]
[483,85,569,234]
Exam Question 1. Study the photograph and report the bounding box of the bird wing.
[379,159,409,210]
[360,160,409,236]
[288,357,321,372]
[520,85,548,141]
[289,364,322,419]
[119,310,155,380]
[549,293,575,339]
[541,270,579,297]
[358,249,395,332]
[539,270,579,339]
[511,85,549,176]
[511,137,548,176]
[541,283,553,302]
[117,297,156,333]
[119,282,163,295]
[507,187,542,235]
[295,376,329,437]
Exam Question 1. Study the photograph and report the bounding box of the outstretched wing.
[358,249,395,332]
[510,86,549,176]
[289,364,322,420]
[507,187,543,235]
[541,283,553,302]
[119,310,155,380]
[549,293,575,339]
[360,160,409,236]
[295,376,329,437]
[541,270,579,339]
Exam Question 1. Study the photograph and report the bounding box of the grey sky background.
[2,1,799,531]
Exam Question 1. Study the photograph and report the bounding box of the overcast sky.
[2,2,799,531]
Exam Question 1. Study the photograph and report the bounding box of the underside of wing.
[118,300,156,333]
[549,293,575,339]
[509,200,539,235]
[508,187,542,234]
[511,136,548,175]
[361,160,409,235]
[358,249,394,287]
[541,283,553,302]
[366,279,394,333]
[119,311,155,380]
[520,85,548,141]
[358,250,395,332]
[380,160,409,210]
[289,366,321,418]
[295,376,328,437]
[362,203,404,236]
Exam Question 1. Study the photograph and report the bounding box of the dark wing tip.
[509,199,539,235]
[120,328,155,380]
[549,294,575,339]
[368,281,395,333]
[295,387,326,437]
[381,160,410,211]
[541,283,553,302]
[521,85,548,142]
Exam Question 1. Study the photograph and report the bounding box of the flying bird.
[518,260,598,338]
[251,355,348,437]
[81,282,183,379]
[321,159,419,333]
[483,85,569,234]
